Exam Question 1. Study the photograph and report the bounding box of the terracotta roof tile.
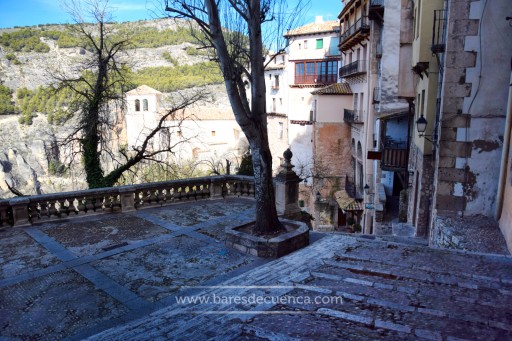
[285,20,339,37]
[311,83,352,95]
[126,85,162,95]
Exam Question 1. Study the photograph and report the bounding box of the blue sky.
[0,0,343,29]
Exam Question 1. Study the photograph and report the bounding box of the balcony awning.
[334,190,363,211]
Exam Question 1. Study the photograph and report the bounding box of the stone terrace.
[1,196,511,340]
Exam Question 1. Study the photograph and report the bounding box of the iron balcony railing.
[340,16,370,43]
[432,9,447,53]
[339,60,367,78]
[370,0,384,7]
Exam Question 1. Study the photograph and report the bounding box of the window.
[135,99,140,111]
[304,40,308,49]
[298,43,302,50]
[316,38,323,49]
[274,75,279,89]
[192,148,200,159]
[278,122,284,139]
[272,98,276,112]
[211,131,216,137]
[143,99,148,111]
[294,60,338,84]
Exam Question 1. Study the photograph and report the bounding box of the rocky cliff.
[0,19,231,199]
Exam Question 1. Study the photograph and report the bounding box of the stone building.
[264,52,290,174]
[310,83,355,230]
[283,16,341,183]
[430,0,511,248]
[124,85,247,173]
[337,0,411,233]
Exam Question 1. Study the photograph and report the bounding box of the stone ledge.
[225,219,309,258]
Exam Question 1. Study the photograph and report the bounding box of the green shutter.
[316,38,323,49]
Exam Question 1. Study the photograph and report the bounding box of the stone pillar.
[9,197,30,227]
[274,149,301,216]
[210,177,224,200]
[119,186,136,212]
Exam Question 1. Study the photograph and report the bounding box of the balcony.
[431,9,447,54]
[339,60,367,78]
[294,74,337,85]
[381,141,407,170]
[344,109,364,124]
[369,0,385,23]
[339,16,370,52]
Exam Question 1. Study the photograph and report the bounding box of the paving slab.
[0,269,129,340]
[0,227,61,279]
[92,235,255,302]
[2,198,512,340]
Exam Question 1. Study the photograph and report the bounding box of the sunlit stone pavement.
[1,197,511,340]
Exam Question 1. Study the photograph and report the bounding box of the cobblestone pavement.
[1,198,511,340]
[0,198,268,340]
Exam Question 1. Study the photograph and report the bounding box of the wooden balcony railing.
[294,73,337,85]
[381,148,407,170]
[0,175,255,227]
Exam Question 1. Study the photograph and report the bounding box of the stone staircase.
[88,234,512,340]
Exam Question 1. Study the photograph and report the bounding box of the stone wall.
[407,143,434,237]
[431,0,512,246]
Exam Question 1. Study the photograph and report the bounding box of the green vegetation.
[0,24,204,53]
[237,152,254,176]
[0,84,17,115]
[16,86,77,125]
[5,53,21,65]
[129,62,223,92]
[162,51,179,66]
[115,25,203,49]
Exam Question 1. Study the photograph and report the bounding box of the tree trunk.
[249,121,284,235]
[82,108,104,188]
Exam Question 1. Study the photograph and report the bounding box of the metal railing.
[339,60,367,78]
[432,9,447,54]
[340,16,370,43]
[370,0,385,7]
[0,175,255,227]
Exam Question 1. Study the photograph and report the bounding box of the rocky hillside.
[0,19,231,199]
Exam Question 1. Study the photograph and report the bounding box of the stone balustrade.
[0,175,255,228]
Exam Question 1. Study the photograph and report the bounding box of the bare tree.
[163,0,307,235]
[55,0,207,188]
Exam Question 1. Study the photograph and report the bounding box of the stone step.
[333,239,512,282]
[288,278,512,340]
[305,270,511,327]
[325,255,512,292]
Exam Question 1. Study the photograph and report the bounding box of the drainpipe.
[496,70,512,220]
